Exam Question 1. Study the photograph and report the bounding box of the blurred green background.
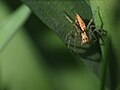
[0,0,101,90]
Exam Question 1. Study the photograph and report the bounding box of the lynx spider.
[64,8,106,49]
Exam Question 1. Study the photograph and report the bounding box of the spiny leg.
[93,28,106,37]
[89,27,106,44]
[88,25,98,42]
[64,12,78,48]
[64,12,85,48]
[65,30,74,48]
[89,24,106,40]
[73,33,76,52]
[92,28,106,45]
[86,8,98,30]
[65,30,73,41]
[89,25,105,36]
[71,24,81,51]
[87,16,94,30]
[68,35,72,48]
[65,25,79,48]
[92,28,105,45]
[89,30,98,43]
[73,31,80,53]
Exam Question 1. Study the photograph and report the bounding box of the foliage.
[1,0,120,90]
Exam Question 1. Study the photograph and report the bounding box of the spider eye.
[76,21,79,25]
[86,38,88,40]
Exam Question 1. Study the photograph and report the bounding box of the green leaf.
[22,0,103,76]
[90,0,120,89]
[0,4,31,51]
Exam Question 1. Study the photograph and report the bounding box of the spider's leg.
[65,30,72,41]
[86,18,96,43]
[90,31,98,43]
[75,27,82,50]
[65,30,74,48]
[73,32,78,52]
[87,17,94,30]
[86,8,98,30]
[93,28,106,37]
[89,24,106,37]
[97,29,107,37]
[65,24,79,49]
[88,25,98,42]
[93,28,107,45]
[64,11,74,46]
[92,28,107,44]
[67,35,72,48]
[72,25,80,51]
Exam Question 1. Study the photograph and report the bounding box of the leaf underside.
[22,0,102,76]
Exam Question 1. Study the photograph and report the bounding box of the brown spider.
[64,10,106,49]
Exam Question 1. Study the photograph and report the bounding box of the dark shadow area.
[108,40,119,90]
[24,13,80,70]
[110,0,120,89]
[4,0,22,10]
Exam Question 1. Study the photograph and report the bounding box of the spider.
[64,10,106,49]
